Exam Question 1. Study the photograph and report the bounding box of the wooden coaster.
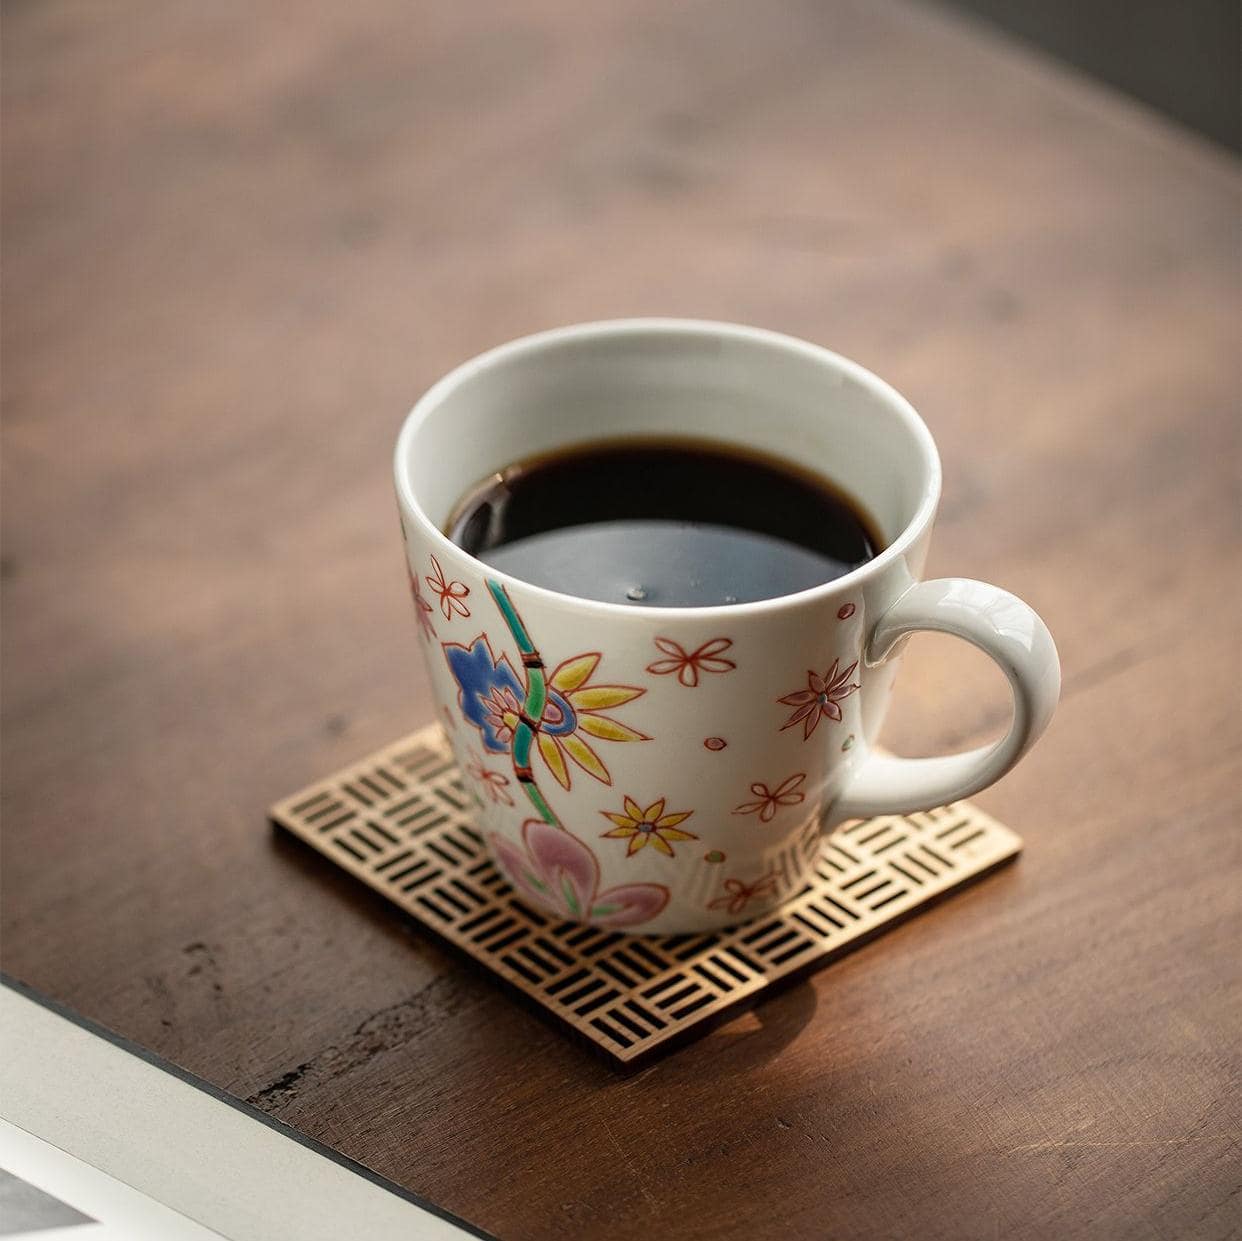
[271,725,1021,1066]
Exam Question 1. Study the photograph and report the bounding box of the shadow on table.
[699,978,821,1066]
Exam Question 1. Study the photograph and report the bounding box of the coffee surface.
[446,437,882,607]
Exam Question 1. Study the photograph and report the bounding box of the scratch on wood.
[601,1115,656,1211]
[1007,1134,1232,1154]
[246,974,474,1113]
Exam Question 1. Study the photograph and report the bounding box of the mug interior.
[397,320,938,592]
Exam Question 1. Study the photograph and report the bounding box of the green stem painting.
[487,578,560,829]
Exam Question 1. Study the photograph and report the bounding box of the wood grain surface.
[2,1,1238,1238]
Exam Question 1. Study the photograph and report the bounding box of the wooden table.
[3,1,1238,1237]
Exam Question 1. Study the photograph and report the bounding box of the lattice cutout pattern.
[271,726,1021,1065]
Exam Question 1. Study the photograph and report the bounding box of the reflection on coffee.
[446,437,883,607]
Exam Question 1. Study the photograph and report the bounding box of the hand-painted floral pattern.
[535,653,648,789]
[444,639,647,789]
[733,773,806,822]
[601,796,697,858]
[646,637,735,687]
[443,635,524,753]
[465,752,513,806]
[492,819,668,927]
[778,659,860,739]
[408,568,436,639]
[426,555,470,620]
[479,683,524,749]
[708,871,779,916]
[437,579,701,930]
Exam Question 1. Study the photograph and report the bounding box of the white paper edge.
[0,1115,224,1240]
[0,984,478,1241]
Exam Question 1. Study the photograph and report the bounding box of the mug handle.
[834,579,1061,820]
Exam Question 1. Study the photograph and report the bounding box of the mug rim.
[394,318,942,619]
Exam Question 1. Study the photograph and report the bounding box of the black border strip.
[0,973,497,1241]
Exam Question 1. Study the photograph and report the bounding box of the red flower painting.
[778,659,859,740]
[408,568,436,639]
[733,773,807,822]
[425,555,470,620]
[708,871,779,916]
[646,637,735,687]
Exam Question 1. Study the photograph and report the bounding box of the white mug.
[394,320,1059,934]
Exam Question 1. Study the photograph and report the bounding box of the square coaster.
[271,725,1021,1066]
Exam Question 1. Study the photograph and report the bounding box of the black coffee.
[446,437,883,607]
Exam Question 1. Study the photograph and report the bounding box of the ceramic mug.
[394,320,1060,934]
